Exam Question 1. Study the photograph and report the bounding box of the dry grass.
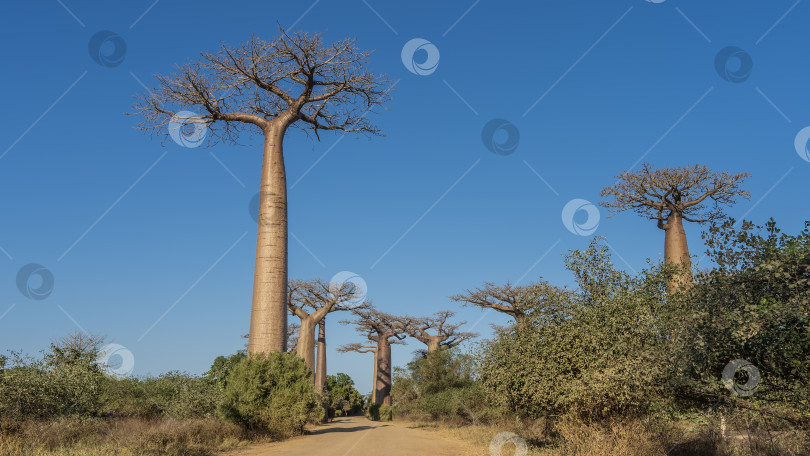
[0,417,261,456]
[396,415,810,456]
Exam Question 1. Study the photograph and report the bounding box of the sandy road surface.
[222,415,472,456]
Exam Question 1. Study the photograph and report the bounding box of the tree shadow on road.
[306,418,389,435]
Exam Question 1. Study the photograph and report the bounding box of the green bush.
[218,352,319,438]
[365,403,380,421]
[479,238,671,420]
[378,404,393,422]
[392,348,503,424]
[325,373,364,417]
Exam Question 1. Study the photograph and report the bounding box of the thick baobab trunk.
[296,317,317,374]
[426,338,440,353]
[663,211,692,291]
[315,320,327,391]
[375,339,392,406]
[248,124,289,354]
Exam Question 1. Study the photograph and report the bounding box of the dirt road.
[224,416,473,456]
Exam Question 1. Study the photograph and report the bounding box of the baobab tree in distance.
[404,310,477,352]
[132,29,392,354]
[600,163,749,291]
[340,309,408,406]
[288,279,368,379]
[339,342,379,404]
[450,279,568,326]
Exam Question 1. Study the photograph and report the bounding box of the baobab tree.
[131,29,392,354]
[287,322,299,353]
[404,310,477,352]
[450,279,567,325]
[288,279,368,377]
[340,309,408,406]
[600,163,749,290]
[315,320,327,392]
[339,342,379,404]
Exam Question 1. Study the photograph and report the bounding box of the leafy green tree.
[392,348,496,423]
[480,238,671,419]
[673,219,810,411]
[324,373,364,417]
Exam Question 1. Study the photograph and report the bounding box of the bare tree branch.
[130,28,393,146]
[599,163,750,230]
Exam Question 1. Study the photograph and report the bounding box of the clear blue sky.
[1,0,808,395]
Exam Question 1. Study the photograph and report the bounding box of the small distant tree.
[404,311,477,352]
[132,29,392,354]
[450,279,568,326]
[339,343,379,404]
[600,163,749,291]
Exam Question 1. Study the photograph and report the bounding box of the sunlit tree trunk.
[663,211,692,291]
[370,346,378,405]
[375,339,392,406]
[295,316,317,373]
[315,320,327,391]
[248,123,290,354]
[427,338,440,352]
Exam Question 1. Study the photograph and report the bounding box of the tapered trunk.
[370,346,378,404]
[663,211,692,291]
[315,320,327,391]
[296,316,317,374]
[375,339,392,406]
[248,124,289,354]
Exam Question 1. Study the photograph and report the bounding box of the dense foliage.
[218,352,320,437]
[392,348,499,423]
[479,239,672,419]
[324,373,365,417]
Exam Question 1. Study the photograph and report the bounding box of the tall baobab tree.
[450,279,566,325]
[404,310,477,352]
[288,279,367,377]
[131,30,392,354]
[340,309,408,406]
[339,342,379,404]
[600,163,749,290]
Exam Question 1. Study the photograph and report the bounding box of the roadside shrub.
[218,352,318,438]
[365,403,380,421]
[479,238,671,420]
[378,404,392,422]
[392,348,503,424]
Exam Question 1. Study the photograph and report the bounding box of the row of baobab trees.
[283,278,481,406]
[131,27,753,403]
